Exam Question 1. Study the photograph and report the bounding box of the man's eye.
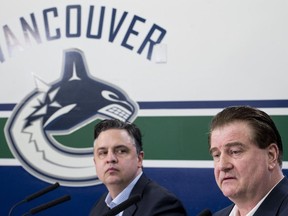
[98,151,107,157]
[229,149,241,155]
[211,153,220,160]
[115,148,128,155]
[116,149,125,154]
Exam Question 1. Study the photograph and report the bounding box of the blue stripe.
[1,100,288,111]
[0,104,16,111]
[138,100,288,109]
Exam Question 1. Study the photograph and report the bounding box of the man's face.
[209,121,272,202]
[93,129,143,191]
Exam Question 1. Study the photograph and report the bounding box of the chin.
[223,189,239,199]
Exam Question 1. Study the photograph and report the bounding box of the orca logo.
[5,49,139,187]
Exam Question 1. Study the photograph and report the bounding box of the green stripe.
[0,119,13,158]
[136,116,212,160]
[1,116,288,160]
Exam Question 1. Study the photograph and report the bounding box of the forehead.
[94,129,134,147]
[210,121,253,148]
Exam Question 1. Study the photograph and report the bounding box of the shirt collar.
[105,172,143,210]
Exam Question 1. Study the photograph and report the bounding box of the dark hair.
[94,119,143,154]
[208,106,283,166]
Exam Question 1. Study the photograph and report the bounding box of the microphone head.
[197,208,212,216]
[9,182,61,216]
[29,195,71,215]
[25,182,60,202]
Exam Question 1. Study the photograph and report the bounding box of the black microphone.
[103,195,141,216]
[25,182,60,202]
[197,209,212,216]
[8,182,60,216]
[22,195,71,216]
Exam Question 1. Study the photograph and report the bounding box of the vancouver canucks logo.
[5,49,138,187]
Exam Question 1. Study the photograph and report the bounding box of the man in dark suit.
[89,119,187,216]
[208,106,288,216]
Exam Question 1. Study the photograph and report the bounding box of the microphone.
[197,209,212,216]
[8,182,60,216]
[103,195,141,216]
[22,195,71,215]
[25,182,60,202]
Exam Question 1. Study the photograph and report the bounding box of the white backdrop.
[1,0,287,104]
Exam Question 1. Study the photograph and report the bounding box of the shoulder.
[266,177,288,205]
[247,178,288,216]
[130,174,187,215]
[134,174,179,199]
[278,177,288,190]
[274,177,288,214]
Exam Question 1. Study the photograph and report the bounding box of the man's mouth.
[106,167,118,173]
[221,176,236,184]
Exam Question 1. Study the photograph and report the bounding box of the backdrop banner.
[1,1,288,215]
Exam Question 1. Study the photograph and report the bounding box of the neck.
[233,172,284,215]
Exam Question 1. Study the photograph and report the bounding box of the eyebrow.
[209,142,245,154]
[96,144,129,151]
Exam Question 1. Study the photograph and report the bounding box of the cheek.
[213,165,223,186]
[214,167,220,180]
[213,162,220,175]
[124,157,141,169]
[94,160,103,172]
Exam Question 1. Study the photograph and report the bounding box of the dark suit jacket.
[90,174,187,216]
[213,177,288,216]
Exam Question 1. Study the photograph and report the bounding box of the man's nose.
[219,154,233,171]
[106,150,117,163]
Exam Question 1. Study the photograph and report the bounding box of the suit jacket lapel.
[122,174,148,216]
[254,177,288,216]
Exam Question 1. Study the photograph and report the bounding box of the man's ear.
[267,143,279,170]
[138,151,144,164]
